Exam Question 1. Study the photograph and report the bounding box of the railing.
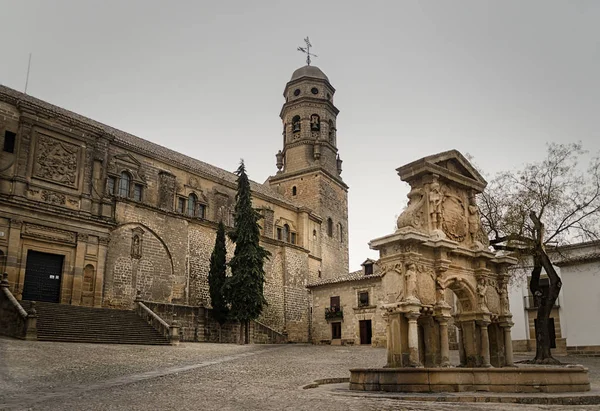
[523,295,560,310]
[325,307,343,321]
[135,292,180,345]
[252,319,287,344]
[0,273,37,340]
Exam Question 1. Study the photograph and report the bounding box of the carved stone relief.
[41,190,66,205]
[396,187,425,231]
[441,195,467,242]
[33,134,79,187]
[22,223,76,244]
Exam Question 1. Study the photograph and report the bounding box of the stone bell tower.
[267,64,349,279]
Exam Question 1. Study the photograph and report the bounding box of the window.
[330,296,340,310]
[312,229,317,240]
[187,193,197,217]
[177,198,185,213]
[3,131,16,153]
[290,232,296,245]
[310,114,320,131]
[198,204,206,219]
[331,322,342,339]
[328,120,335,142]
[283,224,290,242]
[338,223,343,243]
[133,184,143,202]
[292,186,297,196]
[292,115,301,132]
[364,263,374,275]
[358,291,369,307]
[118,172,130,197]
[327,218,333,237]
[276,227,282,241]
[107,176,116,195]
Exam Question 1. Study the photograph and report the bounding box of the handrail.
[0,273,37,340]
[2,287,28,318]
[252,319,286,341]
[137,301,169,328]
[134,294,180,345]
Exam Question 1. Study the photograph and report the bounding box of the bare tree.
[479,142,600,364]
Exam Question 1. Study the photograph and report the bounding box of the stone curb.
[310,382,600,405]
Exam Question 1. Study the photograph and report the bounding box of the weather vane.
[297,37,317,66]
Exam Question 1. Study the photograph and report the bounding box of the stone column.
[478,320,492,368]
[71,234,88,306]
[406,312,422,367]
[6,220,23,296]
[501,322,515,366]
[437,317,451,367]
[457,323,466,366]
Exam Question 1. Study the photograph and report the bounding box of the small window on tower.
[3,131,16,153]
[310,114,320,131]
[292,186,297,196]
[327,218,333,237]
[328,120,335,142]
[292,115,301,133]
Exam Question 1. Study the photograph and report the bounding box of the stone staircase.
[21,301,170,345]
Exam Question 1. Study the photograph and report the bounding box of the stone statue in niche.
[131,234,142,259]
[404,263,420,303]
[467,191,488,249]
[34,135,79,187]
[428,177,443,231]
[396,188,425,231]
[477,277,489,311]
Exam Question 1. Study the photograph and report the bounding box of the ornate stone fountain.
[349,150,590,393]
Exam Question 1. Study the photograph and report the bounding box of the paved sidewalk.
[1,337,599,411]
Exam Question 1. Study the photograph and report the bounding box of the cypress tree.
[224,160,270,344]
[208,221,228,341]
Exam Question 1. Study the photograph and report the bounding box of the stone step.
[23,301,171,346]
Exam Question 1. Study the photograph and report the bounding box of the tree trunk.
[239,321,245,345]
[527,212,562,364]
[218,323,222,343]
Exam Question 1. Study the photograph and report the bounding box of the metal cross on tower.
[297,37,317,66]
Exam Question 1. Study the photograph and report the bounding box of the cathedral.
[0,64,349,343]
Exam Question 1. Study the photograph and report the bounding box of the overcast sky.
[1,1,599,271]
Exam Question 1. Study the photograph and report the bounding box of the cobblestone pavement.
[1,337,599,411]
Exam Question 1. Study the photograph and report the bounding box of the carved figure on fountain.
[396,187,426,232]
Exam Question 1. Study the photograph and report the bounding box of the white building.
[509,241,600,355]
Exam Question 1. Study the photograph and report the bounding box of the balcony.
[524,295,560,310]
[325,307,343,321]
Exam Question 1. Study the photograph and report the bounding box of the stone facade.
[0,64,349,343]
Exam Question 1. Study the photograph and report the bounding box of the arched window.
[327,218,333,237]
[187,193,197,217]
[283,224,290,243]
[328,120,335,142]
[119,172,130,197]
[310,114,320,131]
[312,229,317,240]
[338,223,343,243]
[292,115,301,133]
[292,186,297,196]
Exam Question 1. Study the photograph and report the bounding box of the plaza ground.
[1,337,599,411]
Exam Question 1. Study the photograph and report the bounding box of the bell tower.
[268,63,349,279]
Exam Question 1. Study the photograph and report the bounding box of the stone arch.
[440,276,477,313]
[104,222,175,307]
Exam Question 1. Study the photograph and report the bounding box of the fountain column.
[406,312,422,367]
[437,316,451,367]
[478,320,492,368]
[501,322,515,366]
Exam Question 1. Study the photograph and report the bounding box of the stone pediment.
[112,153,141,167]
[396,150,486,193]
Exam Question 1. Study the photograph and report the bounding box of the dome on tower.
[290,65,329,82]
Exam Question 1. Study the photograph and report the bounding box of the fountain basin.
[349,366,590,393]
